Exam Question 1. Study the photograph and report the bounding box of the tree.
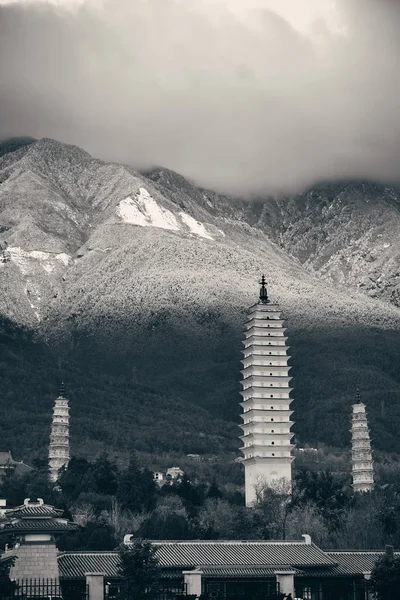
[138,496,192,540]
[90,453,118,496]
[252,478,292,540]
[117,539,160,600]
[370,552,400,599]
[117,457,156,514]
[207,478,222,500]
[285,502,329,548]
[0,556,16,595]
[198,498,241,539]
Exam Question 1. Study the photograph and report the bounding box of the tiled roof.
[58,547,400,581]
[0,518,78,533]
[59,553,119,578]
[59,541,335,579]
[6,504,64,518]
[325,551,400,576]
[148,541,335,568]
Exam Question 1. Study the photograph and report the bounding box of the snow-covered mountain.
[1,138,400,460]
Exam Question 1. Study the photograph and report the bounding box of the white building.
[48,384,70,482]
[153,471,165,486]
[351,390,374,492]
[166,467,184,482]
[239,277,295,506]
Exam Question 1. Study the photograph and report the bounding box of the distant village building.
[351,390,374,492]
[166,467,184,482]
[153,471,165,486]
[0,451,32,482]
[153,467,184,487]
[48,384,70,482]
[186,454,202,461]
[240,277,295,506]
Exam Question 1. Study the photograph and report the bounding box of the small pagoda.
[239,276,295,506]
[0,498,78,581]
[351,390,374,493]
[49,383,70,482]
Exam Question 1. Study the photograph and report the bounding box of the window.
[270,395,273,398]
[271,406,274,409]
[271,430,274,433]
[272,453,275,456]
[271,418,274,422]
[271,442,275,445]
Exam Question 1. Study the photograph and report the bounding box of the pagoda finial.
[59,381,66,397]
[259,274,270,304]
[356,387,361,403]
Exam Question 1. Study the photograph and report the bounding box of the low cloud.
[0,0,399,195]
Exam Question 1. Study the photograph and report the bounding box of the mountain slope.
[1,138,400,462]
[153,177,400,308]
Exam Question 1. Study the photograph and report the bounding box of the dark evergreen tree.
[0,556,16,595]
[90,453,118,495]
[117,456,156,513]
[58,457,90,500]
[117,539,160,600]
[207,477,222,499]
[370,551,400,599]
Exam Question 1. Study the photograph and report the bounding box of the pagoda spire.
[351,389,374,493]
[259,274,270,304]
[239,279,294,506]
[48,384,70,482]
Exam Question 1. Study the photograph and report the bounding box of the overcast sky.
[0,0,399,195]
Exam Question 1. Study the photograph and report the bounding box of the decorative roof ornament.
[259,274,270,304]
[59,381,66,398]
[356,387,361,403]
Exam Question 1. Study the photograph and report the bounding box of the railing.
[0,579,88,600]
[106,582,188,600]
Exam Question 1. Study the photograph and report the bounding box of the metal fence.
[202,578,280,600]
[105,581,188,600]
[0,579,88,600]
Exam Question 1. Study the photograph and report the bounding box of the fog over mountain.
[1,0,400,195]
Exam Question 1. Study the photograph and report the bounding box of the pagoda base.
[243,456,293,506]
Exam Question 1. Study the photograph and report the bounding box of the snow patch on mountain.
[117,187,215,239]
[8,247,71,275]
[117,188,180,231]
[179,212,214,240]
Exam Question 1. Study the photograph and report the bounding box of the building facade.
[48,384,70,483]
[351,390,374,492]
[56,538,393,600]
[0,498,77,582]
[239,277,294,505]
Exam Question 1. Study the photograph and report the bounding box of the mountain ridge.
[1,138,400,462]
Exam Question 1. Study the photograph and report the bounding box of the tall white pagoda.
[48,383,70,482]
[351,389,374,493]
[239,276,295,506]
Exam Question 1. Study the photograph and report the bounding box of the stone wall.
[10,542,59,581]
